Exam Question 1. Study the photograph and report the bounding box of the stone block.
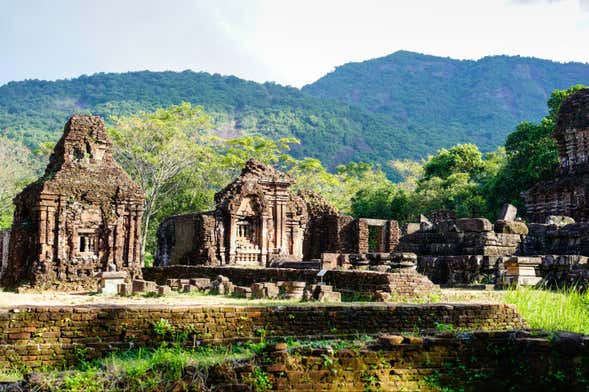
[499,203,518,221]
[166,279,180,288]
[282,281,306,300]
[132,279,157,294]
[98,271,128,295]
[117,283,131,296]
[317,291,341,303]
[546,215,575,227]
[212,275,234,295]
[251,282,279,299]
[495,233,524,247]
[303,284,317,301]
[495,220,528,235]
[380,335,404,346]
[234,286,252,298]
[251,283,265,299]
[157,285,172,296]
[455,218,493,232]
[189,278,211,290]
[374,290,392,302]
[480,246,517,257]
[405,223,421,235]
[370,264,389,272]
[504,257,542,286]
[419,214,431,224]
[182,284,199,293]
[321,253,339,270]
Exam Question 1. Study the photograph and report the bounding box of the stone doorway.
[368,225,385,252]
[234,196,262,265]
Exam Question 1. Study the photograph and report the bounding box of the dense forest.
[2,51,589,179]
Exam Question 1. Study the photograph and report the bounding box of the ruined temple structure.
[0,115,145,288]
[156,160,400,266]
[157,160,308,266]
[523,88,589,222]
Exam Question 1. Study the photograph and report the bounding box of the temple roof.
[214,159,295,210]
[16,115,144,206]
[554,88,589,136]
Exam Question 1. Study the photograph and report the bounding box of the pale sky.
[1,0,589,88]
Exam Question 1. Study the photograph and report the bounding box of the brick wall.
[235,332,589,390]
[0,303,527,371]
[143,265,439,296]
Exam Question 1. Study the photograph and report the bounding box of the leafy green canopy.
[352,145,503,223]
[0,138,37,228]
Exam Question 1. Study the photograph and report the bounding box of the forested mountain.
[303,50,589,151]
[0,71,421,175]
[1,51,589,177]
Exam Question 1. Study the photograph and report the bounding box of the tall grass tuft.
[504,286,589,334]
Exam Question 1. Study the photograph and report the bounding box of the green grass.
[31,338,377,391]
[35,343,260,392]
[0,368,24,382]
[504,286,589,334]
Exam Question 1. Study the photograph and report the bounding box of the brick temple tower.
[1,115,145,288]
[523,88,589,222]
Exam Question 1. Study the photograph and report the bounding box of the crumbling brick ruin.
[398,214,529,285]
[396,88,589,289]
[523,88,589,222]
[0,115,145,288]
[155,160,400,266]
[156,159,308,266]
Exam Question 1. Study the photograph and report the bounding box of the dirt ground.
[0,288,506,309]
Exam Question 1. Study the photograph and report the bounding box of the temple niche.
[1,115,145,288]
[523,88,589,223]
[155,160,401,267]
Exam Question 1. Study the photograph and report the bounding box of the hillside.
[0,71,424,175]
[1,51,589,177]
[303,50,589,151]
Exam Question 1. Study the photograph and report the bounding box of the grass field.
[504,286,589,334]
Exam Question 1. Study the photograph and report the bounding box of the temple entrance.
[368,225,385,252]
[236,217,256,247]
[234,196,262,265]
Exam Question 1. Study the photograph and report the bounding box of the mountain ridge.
[2,50,589,178]
[303,50,589,151]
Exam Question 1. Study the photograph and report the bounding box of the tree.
[0,138,36,228]
[423,143,486,180]
[219,135,300,178]
[108,102,212,259]
[350,143,502,223]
